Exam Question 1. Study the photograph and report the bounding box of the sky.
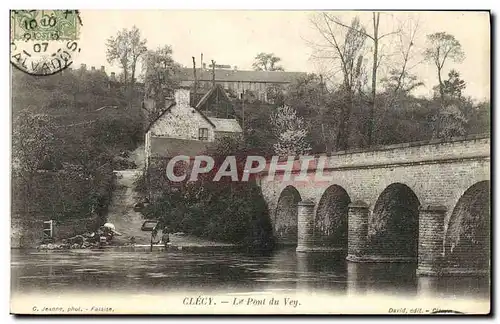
[73,10,490,101]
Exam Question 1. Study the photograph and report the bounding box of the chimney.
[100,66,105,72]
[110,72,116,81]
[91,66,96,71]
[203,63,206,69]
[174,88,191,106]
[80,63,86,70]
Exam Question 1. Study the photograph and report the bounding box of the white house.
[145,87,242,165]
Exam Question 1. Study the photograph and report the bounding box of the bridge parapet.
[323,134,490,171]
[258,134,490,177]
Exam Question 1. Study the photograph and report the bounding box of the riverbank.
[34,233,237,252]
[114,233,238,252]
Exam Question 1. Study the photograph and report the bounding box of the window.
[165,89,174,99]
[199,128,209,141]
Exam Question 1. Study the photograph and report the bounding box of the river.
[11,247,489,301]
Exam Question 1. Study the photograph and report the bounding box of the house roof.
[145,96,216,133]
[209,117,242,133]
[150,137,209,158]
[146,85,244,134]
[176,68,306,84]
[145,101,176,133]
[195,84,230,110]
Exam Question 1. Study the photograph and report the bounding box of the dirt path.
[106,169,151,245]
[106,169,234,248]
[128,145,145,170]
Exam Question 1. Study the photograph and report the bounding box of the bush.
[143,181,275,250]
[133,168,148,195]
[112,157,137,170]
[12,164,115,222]
[139,136,276,250]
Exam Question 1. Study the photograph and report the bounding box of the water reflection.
[347,262,418,297]
[295,252,347,293]
[11,247,489,300]
[417,275,490,299]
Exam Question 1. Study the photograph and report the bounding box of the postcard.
[10,9,491,315]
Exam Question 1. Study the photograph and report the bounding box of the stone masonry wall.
[149,90,215,142]
[258,136,490,258]
[145,89,216,162]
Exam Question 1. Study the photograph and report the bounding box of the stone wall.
[148,91,215,142]
[257,135,490,273]
[145,89,216,162]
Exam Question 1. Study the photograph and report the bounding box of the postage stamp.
[10,10,82,75]
[9,9,491,316]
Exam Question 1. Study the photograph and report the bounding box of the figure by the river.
[150,222,170,250]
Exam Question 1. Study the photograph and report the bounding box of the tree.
[431,70,468,140]
[435,103,468,139]
[322,13,400,146]
[266,83,285,106]
[269,105,311,156]
[252,53,284,71]
[106,26,147,105]
[56,71,80,109]
[309,13,367,150]
[381,69,424,95]
[78,69,110,109]
[284,74,334,153]
[424,32,465,103]
[141,137,276,249]
[466,100,490,136]
[234,101,276,156]
[12,112,57,173]
[382,16,423,97]
[442,69,466,101]
[142,45,181,119]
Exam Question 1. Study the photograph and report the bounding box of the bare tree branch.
[324,14,375,41]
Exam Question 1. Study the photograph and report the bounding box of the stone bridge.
[256,135,490,276]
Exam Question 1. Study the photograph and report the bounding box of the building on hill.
[176,66,306,103]
[145,86,243,167]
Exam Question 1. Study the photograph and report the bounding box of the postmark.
[10,10,83,76]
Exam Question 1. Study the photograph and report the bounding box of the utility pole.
[242,90,245,136]
[200,53,203,82]
[192,56,197,105]
[211,59,216,87]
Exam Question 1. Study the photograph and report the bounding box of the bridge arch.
[368,183,420,260]
[315,185,351,250]
[274,185,301,246]
[444,180,490,273]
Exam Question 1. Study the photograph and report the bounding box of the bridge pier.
[346,200,416,263]
[416,205,446,276]
[296,200,344,253]
[346,201,369,261]
[296,200,315,253]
